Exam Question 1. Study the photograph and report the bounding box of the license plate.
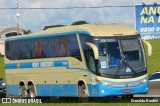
[123,89,131,93]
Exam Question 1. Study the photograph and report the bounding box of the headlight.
[96,79,111,86]
[1,83,5,86]
[103,82,111,86]
[141,79,147,84]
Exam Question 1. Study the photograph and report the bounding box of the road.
[134,81,160,97]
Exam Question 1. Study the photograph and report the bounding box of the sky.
[0,0,160,32]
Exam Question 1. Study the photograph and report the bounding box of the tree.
[22,29,32,35]
[71,20,89,25]
[43,25,65,30]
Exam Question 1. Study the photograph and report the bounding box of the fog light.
[101,90,105,93]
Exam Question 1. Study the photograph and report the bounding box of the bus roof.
[7,24,138,40]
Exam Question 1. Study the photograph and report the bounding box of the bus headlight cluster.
[103,82,111,86]
[97,80,111,86]
[141,79,147,84]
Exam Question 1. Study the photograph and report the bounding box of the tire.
[19,86,28,97]
[28,85,36,98]
[78,84,89,102]
[0,93,6,97]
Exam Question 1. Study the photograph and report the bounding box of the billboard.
[135,4,160,38]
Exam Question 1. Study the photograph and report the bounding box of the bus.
[5,24,148,100]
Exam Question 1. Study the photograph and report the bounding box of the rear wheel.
[19,86,28,97]
[78,84,89,102]
[28,85,36,98]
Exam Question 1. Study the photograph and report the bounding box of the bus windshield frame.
[93,36,147,79]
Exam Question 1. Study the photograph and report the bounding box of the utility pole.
[16,0,20,35]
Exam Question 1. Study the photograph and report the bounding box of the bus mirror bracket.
[86,42,99,60]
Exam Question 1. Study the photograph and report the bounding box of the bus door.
[86,46,99,96]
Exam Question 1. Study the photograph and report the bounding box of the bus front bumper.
[88,81,148,97]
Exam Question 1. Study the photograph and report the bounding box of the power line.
[0,5,135,10]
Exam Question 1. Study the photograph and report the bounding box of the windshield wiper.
[118,40,137,76]
[121,56,137,75]
[114,56,137,78]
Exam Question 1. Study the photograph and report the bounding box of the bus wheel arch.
[28,81,37,98]
[78,80,89,102]
[19,81,28,97]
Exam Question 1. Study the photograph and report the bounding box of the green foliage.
[43,25,66,30]
[22,29,32,35]
[42,21,89,31]
[71,20,89,25]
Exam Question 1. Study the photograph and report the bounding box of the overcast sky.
[0,0,160,31]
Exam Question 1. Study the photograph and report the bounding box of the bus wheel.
[19,86,28,97]
[28,85,36,98]
[78,84,89,102]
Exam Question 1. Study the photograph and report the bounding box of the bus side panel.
[7,84,19,96]
[6,74,19,96]
[36,84,77,97]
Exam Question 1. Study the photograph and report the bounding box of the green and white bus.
[5,24,148,99]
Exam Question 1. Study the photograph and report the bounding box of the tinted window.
[55,37,67,57]
[149,73,160,80]
[80,35,92,52]
[42,38,54,58]
[5,35,81,61]
[79,35,92,62]
[10,41,15,60]
[68,35,81,61]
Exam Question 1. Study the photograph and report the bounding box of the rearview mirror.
[86,42,99,60]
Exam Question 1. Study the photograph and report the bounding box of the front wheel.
[78,84,89,102]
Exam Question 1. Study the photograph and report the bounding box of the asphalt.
[134,81,160,97]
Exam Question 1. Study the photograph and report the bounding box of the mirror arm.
[86,42,99,60]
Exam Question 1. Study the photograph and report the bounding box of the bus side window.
[55,37,67,57]
[6,41,14,60]
[33,40,39,58]
[5,42,10,59]
[14,41,20,60]
[68,35,81,61]
[42,37,54,58]
[27,40,32,59]
[79,35,92,62]
[32,39,43,58]
[38,40,43,58]
[43,38,48,58]
[48,38,54,58]
[21,40,28,59]
[10,41,15,60]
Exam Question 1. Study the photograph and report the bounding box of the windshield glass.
[93,37,146,79]
[120,38,146,73]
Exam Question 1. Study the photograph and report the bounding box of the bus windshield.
[93,37,146,79]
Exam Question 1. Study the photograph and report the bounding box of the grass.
[0,57,5,80]
[144,39,160,74]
